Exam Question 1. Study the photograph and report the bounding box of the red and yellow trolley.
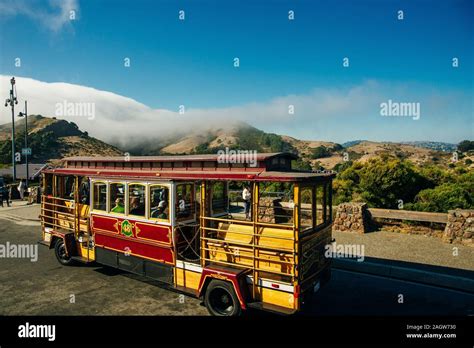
[40,152,334,315]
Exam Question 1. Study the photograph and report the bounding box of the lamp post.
[18,101,29,188]
[4,77,18,181]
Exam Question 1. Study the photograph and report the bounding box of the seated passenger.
[130,196,145,216]
[158,207,168,219]
[151,201,168,219]
[111,198,124,213]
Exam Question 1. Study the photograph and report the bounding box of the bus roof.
[42,152,335,182]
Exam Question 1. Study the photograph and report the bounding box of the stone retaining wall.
[443,209,474,247]
[333,203,474,247]
[332,202,369,234]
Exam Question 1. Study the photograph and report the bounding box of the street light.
[4,77,18,181]
[18,101,29,189]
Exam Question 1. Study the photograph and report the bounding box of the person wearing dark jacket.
[0,185,10,207]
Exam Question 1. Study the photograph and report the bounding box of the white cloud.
[0,75,471,146]
[0,0,78,32]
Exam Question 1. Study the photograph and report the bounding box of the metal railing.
[200,215,297,286]
[40,195,91,252]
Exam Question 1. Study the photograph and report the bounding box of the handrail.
[202,215,294,230]
[40,194,90,237]
[201,235,294,253]
[201,225,295,241]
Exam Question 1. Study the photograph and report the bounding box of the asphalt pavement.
[0,218,472,316]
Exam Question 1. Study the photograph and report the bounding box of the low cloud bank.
[0,75,470,146]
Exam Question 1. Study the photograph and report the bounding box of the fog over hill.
[2,75,471,149]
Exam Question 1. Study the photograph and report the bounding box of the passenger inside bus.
[111,198,124,213]
[158,206,168,219]
[130,196,145,216]
[150,185,169,220]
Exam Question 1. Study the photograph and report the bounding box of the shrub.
[407,182,473,212]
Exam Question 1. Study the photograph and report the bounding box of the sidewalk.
[0,200,40,225]
[332,230,474,293]
[333,229,474,271]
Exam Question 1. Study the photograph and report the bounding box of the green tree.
[458,140,474,152]
[358,157,428,208]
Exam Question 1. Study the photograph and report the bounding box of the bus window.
[129,184,146,217]
[316,184,325,227]
[92,182,107,211]
[79,177,90,204]
[300,187,314,230]
[57,176,75,199]
[195,183,201,214]
[326,182,332,222]
[228,181,252,221]
[176,183,194,220]
[150,185,170,221]
[44,174,53,196]
[258,182,294,225]
[211,182,227,215]
[110,183,125,214]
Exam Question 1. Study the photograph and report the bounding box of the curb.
[332,258,474,294]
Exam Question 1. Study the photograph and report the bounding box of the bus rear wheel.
[204,280,242,316]
[54,239,74,266]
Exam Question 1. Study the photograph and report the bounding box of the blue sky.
[0,0,472,143]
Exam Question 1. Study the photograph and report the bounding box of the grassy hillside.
[0,115,122,163]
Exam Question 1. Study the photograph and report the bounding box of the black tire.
[204,280,242,316]
[54,238,74,266]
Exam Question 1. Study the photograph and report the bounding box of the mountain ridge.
[0,115,467,170]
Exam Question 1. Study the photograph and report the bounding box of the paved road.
[0,220,472,316]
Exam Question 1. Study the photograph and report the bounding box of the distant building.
[0,164,47,180]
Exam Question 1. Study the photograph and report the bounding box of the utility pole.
[4,77,18,181]
[18,101,29,188]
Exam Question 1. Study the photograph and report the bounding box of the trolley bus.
[40,152,334,316]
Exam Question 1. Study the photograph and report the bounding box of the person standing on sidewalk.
[242,185,252,220]
[18,180,26,200]
[1,184,10,207]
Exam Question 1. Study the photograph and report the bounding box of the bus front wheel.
[204,280,242,316]
[54,239,74,266]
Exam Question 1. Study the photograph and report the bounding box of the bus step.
[70,256,93,264]
[170,285,198,297]
[246,302,297,315]
[37,240,50,247]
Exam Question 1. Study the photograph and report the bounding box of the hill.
[0,115,467,172]
[125,121,296,156]
[0,115,122,164]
